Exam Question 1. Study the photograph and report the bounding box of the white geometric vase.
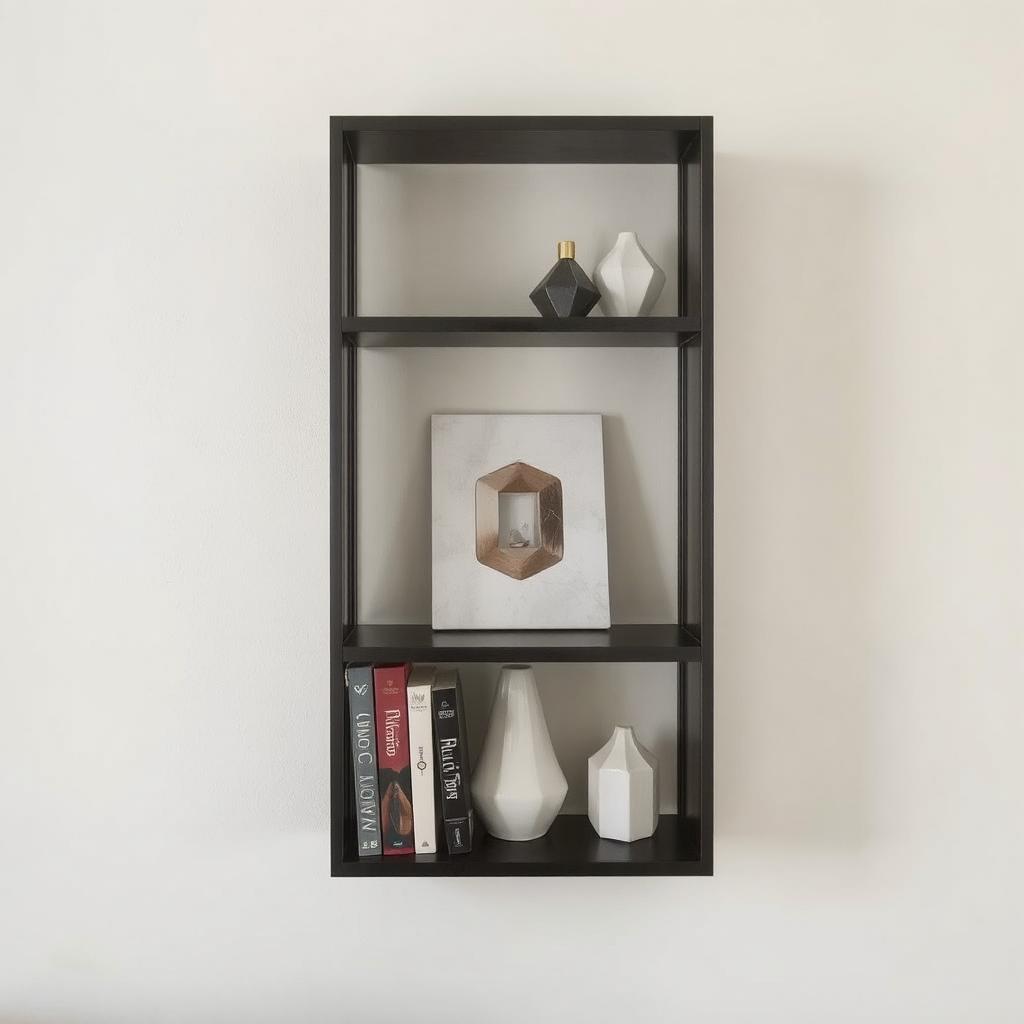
[471,665,568,841]
[593,231,666,316]
[587,726,659,842]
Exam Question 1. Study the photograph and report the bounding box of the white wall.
[2,1,1022,1021]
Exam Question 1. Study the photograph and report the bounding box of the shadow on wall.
[602,413,674,622]
[714,153,877,851]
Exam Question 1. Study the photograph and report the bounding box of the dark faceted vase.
[529,240,601,318]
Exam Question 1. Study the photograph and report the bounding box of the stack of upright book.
[345,663,474,858]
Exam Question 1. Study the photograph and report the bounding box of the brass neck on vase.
[557,240,575,260]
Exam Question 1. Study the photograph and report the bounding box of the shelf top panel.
[339,316,701,347]
[341,623,702,663]
[333,815,705,877]
[333,116,707,164]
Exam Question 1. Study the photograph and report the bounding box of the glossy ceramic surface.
[587,725,659,842]
[471,665,568,841]
[593,231,666,316]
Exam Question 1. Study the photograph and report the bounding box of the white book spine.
[407,676,437,854]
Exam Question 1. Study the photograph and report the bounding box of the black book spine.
[431,671,473,855]
[346,665,382,856]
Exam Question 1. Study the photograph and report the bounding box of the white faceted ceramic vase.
[588,726,659,842]
[471,665,568,841]
[593,231,666,316]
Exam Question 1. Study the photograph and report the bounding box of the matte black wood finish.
[341,623,702,664]
[333,815,700,877]
[338,116,700,164]
[342,316,700,333]
[330,116,713,877]
[341,316,700,347]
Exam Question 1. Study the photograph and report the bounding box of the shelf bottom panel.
[333,814,706,877]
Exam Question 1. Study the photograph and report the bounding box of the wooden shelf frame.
[330,116,713,877]
[331,814,701,877]
[340,316,701,347]
[340,623,702,664]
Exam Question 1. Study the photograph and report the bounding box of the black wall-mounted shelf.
[330,116,713,878]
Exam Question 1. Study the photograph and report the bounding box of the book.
[374,663,414,855]
[431,668,473,855]
[407,665,438,854]
[346,665,382,856]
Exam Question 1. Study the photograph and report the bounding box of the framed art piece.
[431,413,610,630]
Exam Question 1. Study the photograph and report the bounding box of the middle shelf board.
[340,623,702,664]
[339,316,701,347]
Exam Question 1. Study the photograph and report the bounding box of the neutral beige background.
[2,1,1023,1021]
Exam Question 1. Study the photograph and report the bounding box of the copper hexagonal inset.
[475,462,564,581]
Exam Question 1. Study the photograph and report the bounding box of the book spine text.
[346,666,382,856]
[432,672,473,854]
[374,664,414,855]
[407,673,437,854]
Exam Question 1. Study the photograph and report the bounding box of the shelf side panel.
[699,116,714,873]
[331,125,361,870]
[682,661,705,860]
[329,125,344,870]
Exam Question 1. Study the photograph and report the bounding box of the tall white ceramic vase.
[593,231,666,316]
[471,665,568,841]
[587,725,659,842]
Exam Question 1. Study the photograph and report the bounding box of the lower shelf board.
[333,814,707,877]
[340,623,702,664]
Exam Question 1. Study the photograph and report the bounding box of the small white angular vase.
[587,725,659,842]
[471,665,568,841]
[593,231,666,316]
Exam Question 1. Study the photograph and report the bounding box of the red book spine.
[373,664,414,855]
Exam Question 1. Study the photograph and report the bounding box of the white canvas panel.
[432,414,610,629]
